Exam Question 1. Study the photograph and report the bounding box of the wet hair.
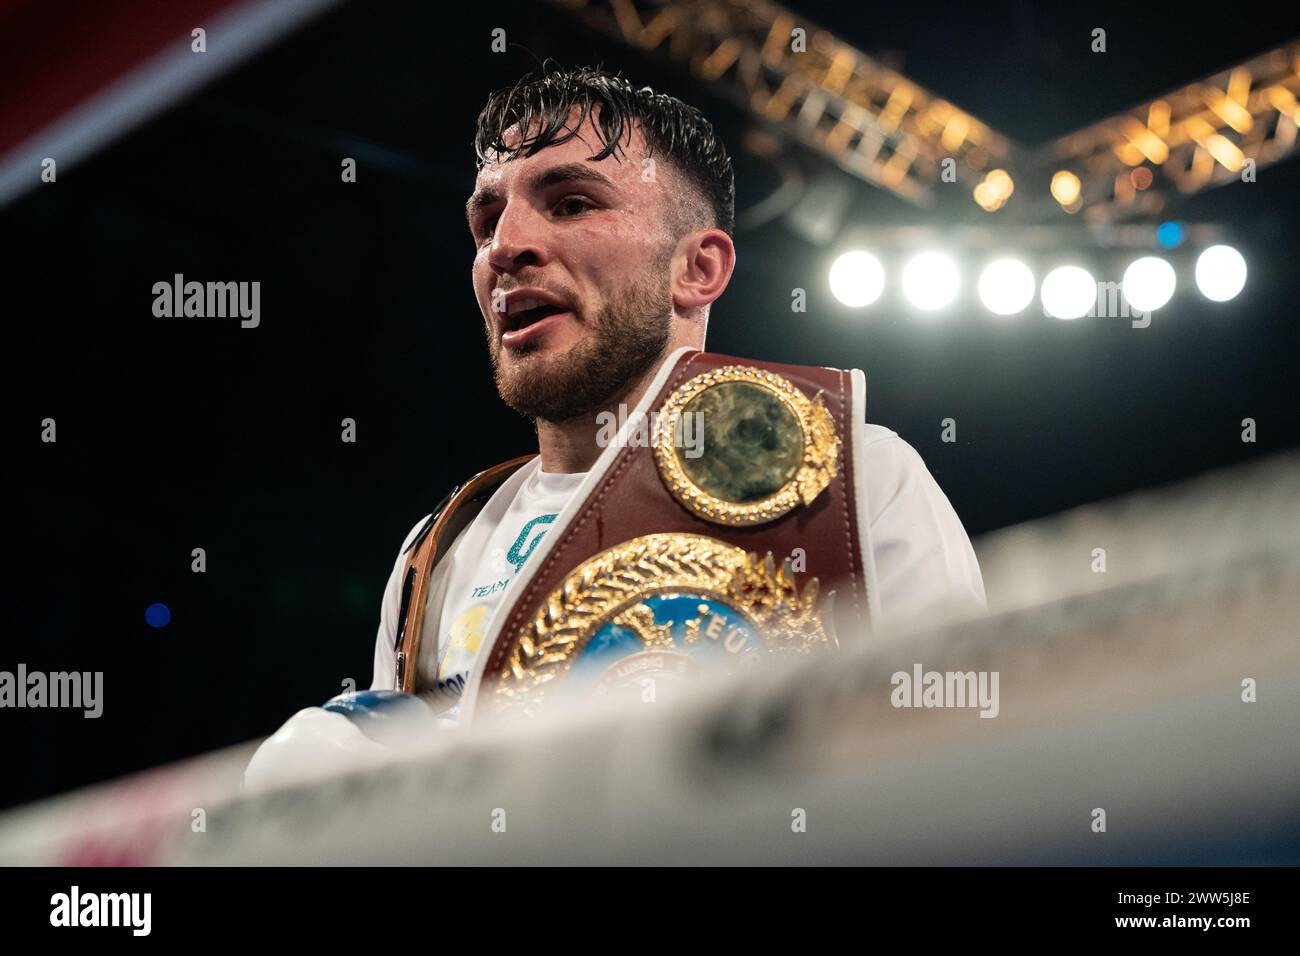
[473,61,735,240]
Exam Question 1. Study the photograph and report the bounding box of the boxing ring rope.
[2,452,1297,864]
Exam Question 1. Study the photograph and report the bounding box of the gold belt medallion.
[653,365,840,526]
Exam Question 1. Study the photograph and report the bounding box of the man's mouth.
[500,297,575,349]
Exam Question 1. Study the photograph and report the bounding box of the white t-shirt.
[400,461,585,725]
[370,425,986,717]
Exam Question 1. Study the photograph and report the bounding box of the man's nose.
[487,203,547,273]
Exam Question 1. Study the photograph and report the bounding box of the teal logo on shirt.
[507,514,557,570]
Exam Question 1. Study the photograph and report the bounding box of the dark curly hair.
[472,62,735,240]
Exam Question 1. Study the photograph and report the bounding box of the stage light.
[1156,221,1185,249]
[987,169,1014,197]
[829,251,886,307]
[1041,265,1096,319]
[1051,170,1081,206]
[975,169,1015,211]
[1195,245,1247,302]
[1122,256,1176,312]
[901,252,960,311]
[977,259,1035,315]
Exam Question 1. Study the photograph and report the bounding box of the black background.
[4,0,1300,810]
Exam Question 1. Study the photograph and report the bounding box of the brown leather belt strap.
[395,454,536,692]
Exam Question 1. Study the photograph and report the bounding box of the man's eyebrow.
[464,163,617,226]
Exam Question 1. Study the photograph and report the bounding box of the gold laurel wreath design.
[491,533,833,712]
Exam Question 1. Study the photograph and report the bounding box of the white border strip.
[850,367,881,631]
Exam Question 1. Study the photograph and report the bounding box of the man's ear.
[672,229,735,314]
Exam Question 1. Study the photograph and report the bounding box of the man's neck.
[533,355,671,474]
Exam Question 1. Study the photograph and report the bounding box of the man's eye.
[476,197,593,243]
[555,196,594,216]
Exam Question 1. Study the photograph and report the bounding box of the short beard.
[486,251,674,425]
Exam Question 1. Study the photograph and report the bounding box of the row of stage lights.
[828,244,1248,318]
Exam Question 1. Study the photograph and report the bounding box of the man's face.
[467,109,679,423]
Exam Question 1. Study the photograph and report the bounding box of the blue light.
[1156,221,1185,249]
[145,603,171,628]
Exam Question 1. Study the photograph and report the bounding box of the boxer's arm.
[858,425,986,626]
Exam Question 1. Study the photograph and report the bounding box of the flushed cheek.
[571,217,651,259]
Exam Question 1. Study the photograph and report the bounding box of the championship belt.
[396,349,872,723]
